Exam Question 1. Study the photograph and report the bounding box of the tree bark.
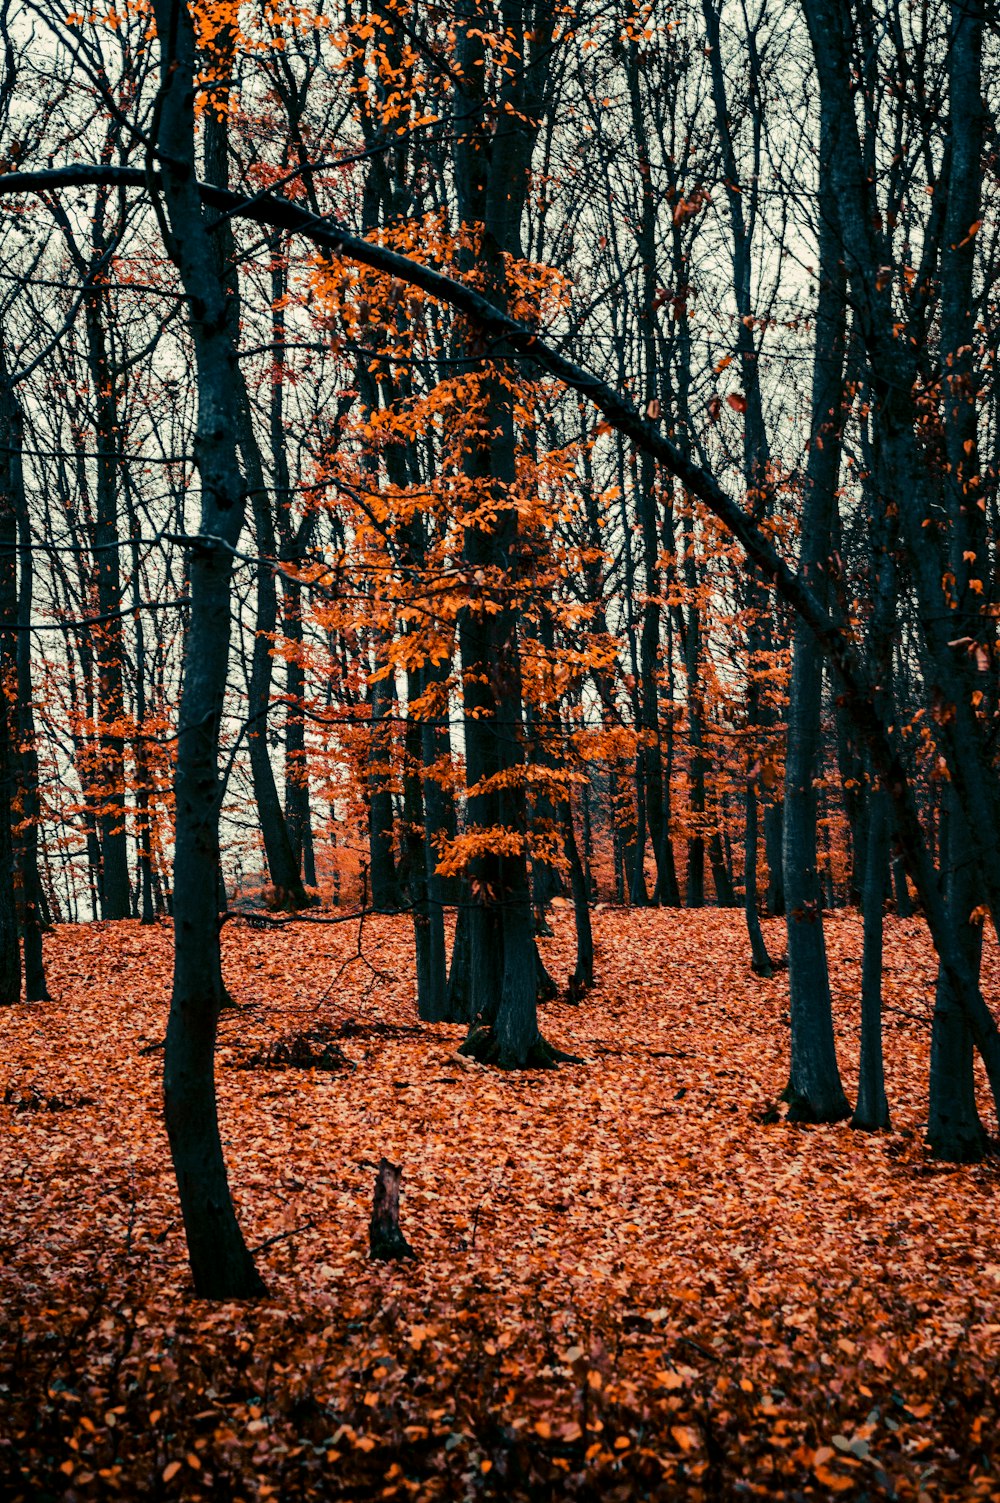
[852,791,891,1131]
[369,1158,416,1262]
[152,0,265,1300]
[0,359,22,1003]
[782,80,850,1123]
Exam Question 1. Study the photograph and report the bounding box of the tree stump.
[369,1158,416,1261]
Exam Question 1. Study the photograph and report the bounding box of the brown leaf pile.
[1,909,998,1501]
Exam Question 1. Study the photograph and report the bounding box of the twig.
[249,1220,315,1256]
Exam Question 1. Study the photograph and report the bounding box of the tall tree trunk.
[927,795,988,1160]
[450,0,561,1066]
[366,645,401,912]
[201,123,306,910]
[926,0,990,1164]
[1,338,49,997]
[852,791,891,1130]
[563,795,594,1002]
[83,241,130,920]
[782,83,850,1123]
[743,779,772,978]
[152,0,265,1299]
[404,664,451,1021]
[625,38,669,909]
[0,359,22,1002]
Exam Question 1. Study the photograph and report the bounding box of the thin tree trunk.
[563,796,594,1002]
[743,780,772,978]
[782,81,850,1123]
[3,345,49,996]
[153,0,265,1299]
[0,360,22,1002]
[852,791,891,1130]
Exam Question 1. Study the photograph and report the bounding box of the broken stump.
[369,1157,417,1262]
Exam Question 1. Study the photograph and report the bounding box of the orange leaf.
[814,1465,856,1491]
[726,392,748,414]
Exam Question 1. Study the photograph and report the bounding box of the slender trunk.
[404,665,450,1021]
[84,265,130,920]
[153,0,265,1299]
[782,83,850,1123]
[851,791,891,1130]
[0,365,22,1002]
[3,348,49,996]
[241,433,308,907]
[764,800,784,916]
[709,828,737,908]
[366,648,400,911]
[743,780,772,978]
[126,479,156,927]
[928,795,988,1160]
[563,796,594,1002]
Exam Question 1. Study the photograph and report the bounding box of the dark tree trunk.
[764,800,784,916]
[743,781,773,979]
[708,829,737,908]
[449,0,562,1067]
[926,0,990,1165]
[125,477,156,928]
[366,648,401,911]
[0,361,22,1003]
[928,797,988,1161]
[56,176,133,923]
[891,854,912,918]
[563,797,594,1001]
[782,82,850,1124]
[244,482,308,908]
[270,253,316,893]
[280,570,316,888]
[852,791,891,1131]
[446,891,475,1024]
[201,81,306,913]
[152,0,265,1300]
[624,39,671,910]
[403,666,451,1022]
[2,346,49,998]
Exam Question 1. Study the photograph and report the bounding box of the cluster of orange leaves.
[1,909,998,1500]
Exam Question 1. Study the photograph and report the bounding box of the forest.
[0,0,998,1496]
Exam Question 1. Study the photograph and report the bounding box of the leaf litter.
[0,908,997,1500]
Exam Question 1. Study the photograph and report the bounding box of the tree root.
[458,1023,583,1069]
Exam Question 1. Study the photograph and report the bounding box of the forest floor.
[0,908,998,1502]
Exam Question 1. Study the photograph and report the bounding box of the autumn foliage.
[1,909,998,1501]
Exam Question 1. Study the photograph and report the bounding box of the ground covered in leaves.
[1,908,998,1501]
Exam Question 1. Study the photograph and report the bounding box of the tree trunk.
[0,362,22,1003]
[851,791,890,1131]
[366,646,401,912]
[782,81,850,1124]
[563,796,594,1001]
[404,666,451,1022]
[2,344,49,998]
[153,0,265,1299]
[82,235,130,921]
[927,797,988,1161]
[708,829,737,908]
[743,781,773,979]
